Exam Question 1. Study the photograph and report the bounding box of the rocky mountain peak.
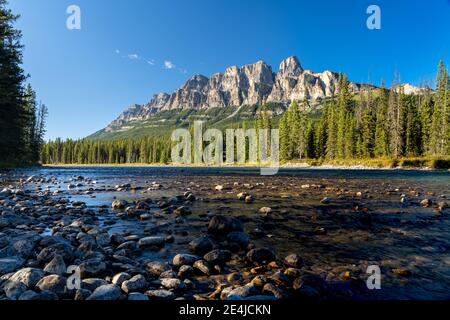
[105,56,375,131]
[278,56,303,77]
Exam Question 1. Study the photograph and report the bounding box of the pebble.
[35,275,68,296]
[193,260,212,275]
[188,236,214,255]
[128,292,149,300]
[8,267,44,288]
[259,207,272,215]
[138,236,166,249]
[81,278,108,292]
[173,254,200,267]
[177,265,194,278]
[203,249,231,265]
[146,261,171,277]
[43,255,66,275]
[247,248,276,265]
[161,278,185,291]
[121,274,146,293]
[392,268,411,277]
[145,289,176,300]
[420,199,432,208]
[208,216,243,236]
[87,284,122,300]
[227,232,250,249]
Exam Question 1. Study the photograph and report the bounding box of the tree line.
[279,62,449,161]
[0,0,47,166]
[42,137,171,165]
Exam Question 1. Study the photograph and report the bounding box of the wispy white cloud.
[128,53,139,60]
[116,51,185,73]
[164,61,176,69]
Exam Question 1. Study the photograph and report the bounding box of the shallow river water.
[1,166,449,300]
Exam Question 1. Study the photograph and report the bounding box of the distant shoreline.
[41,157,450,170]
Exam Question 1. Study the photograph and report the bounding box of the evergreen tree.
[336,74,353,158]
[374,84,390,157]
[387,75,404,158]
[0,0,27,164]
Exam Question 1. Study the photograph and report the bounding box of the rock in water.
[81,278,108,292]
[128,293,149,300]
[44,255,66,275]
[0,257,24,275]
[172,254,199,267]
[203,249,231,265]
[259,207,272,215]
[121,274,146,293]
[188,236,214,255]
[193,260,212,276]
[227,232,250,249]
[284,254,303,268]
[247,248,276,265]
[4,281,27,300]
[145,289,176,300]
[8,267,44,288]
[146,261,171,277]
[35,275,68,296]
[161,278,185,291]
[87,284,121,300]
[112,199,128,209]
[208,216,243,236]
[79,259,106,278]
[245,195,254,203]
[138,236,166,249]
[112,272,131,286]
[420,199,432,208]
[224,284,259,299]
[177,265,194,278]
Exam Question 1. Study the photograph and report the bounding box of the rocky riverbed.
[0,167,449,300]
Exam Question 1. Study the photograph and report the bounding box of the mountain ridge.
[103,56,376,133]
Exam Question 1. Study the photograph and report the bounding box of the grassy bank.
[41,157,450,170]
[303,156,450,169]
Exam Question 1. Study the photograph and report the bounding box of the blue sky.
[9,0,450,140]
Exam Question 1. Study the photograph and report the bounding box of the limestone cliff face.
[106,56,371,130]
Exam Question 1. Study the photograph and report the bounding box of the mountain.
[102,56,373,134]
[393,83,428,95]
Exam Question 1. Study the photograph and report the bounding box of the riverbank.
[41,156,450,170]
